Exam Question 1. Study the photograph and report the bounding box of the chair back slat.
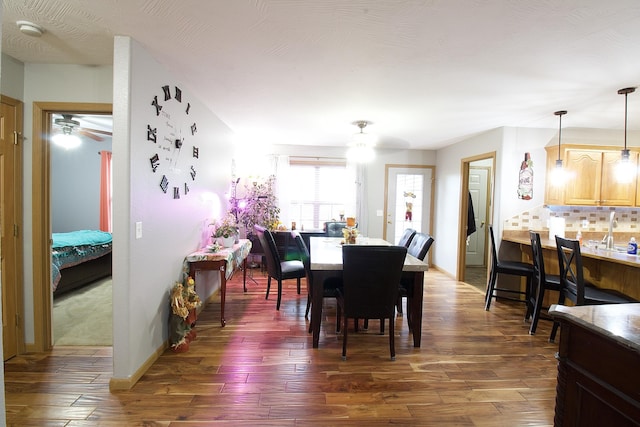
[488,225,498,270]
[529,231,545,286]
[555,236,584,304]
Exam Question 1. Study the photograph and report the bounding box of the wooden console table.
[185,239,252,327]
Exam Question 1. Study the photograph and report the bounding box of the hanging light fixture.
[52,125,81,149]
[347,120,376,163]
[550,110,568,185]
[616,87,637,183]
[52,115,82,149]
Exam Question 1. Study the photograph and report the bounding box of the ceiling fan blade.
[78,129,104,141]
[79,127,112,137]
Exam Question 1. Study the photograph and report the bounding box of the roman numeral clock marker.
[147,84,198,199]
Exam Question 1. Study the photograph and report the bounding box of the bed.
[52,230,113,297]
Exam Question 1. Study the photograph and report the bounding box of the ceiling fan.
[53,114,112,141]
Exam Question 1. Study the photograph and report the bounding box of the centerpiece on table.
[343,226,358,244]
[212,213,239,248]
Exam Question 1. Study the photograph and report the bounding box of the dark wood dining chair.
[397,232,434,324]
[484,225,534,313]
[291,232,342,332]
[550,235,637,342]
[254,225,305,310]
[527,231,562,335]
[337,245,407,361]
[398,228,417,247]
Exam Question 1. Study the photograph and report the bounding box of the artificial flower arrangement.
[342,227,358,244]
[237,175,281,235]
[169,276,202,352]
[212,213,239,239]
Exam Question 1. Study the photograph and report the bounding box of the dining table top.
[309,236,429,272]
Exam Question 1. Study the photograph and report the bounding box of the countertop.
[549,303,640,353]
[502,230,640,268]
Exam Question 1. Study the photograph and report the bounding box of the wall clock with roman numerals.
[147,84,199,199]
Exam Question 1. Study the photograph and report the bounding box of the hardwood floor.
[5,268,559,426]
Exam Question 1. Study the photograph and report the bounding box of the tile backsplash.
[504,205,640,233]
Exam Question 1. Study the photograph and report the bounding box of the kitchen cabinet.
[544,146,565,205]
[545,145,638,206]
[549,304,640,427]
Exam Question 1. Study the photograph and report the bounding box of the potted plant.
[212,213,239,247]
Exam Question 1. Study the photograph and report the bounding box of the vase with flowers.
[212,213,239,248]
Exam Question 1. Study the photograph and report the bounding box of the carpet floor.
[53,277,112,346]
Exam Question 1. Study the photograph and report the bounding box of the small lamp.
[616,87,637,184]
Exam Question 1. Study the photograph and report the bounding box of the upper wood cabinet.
[545,145,638,207]
[544,146,565,205]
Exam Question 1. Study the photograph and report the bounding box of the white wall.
[433,127,557,277]
[112,37,235,380]
[1,53,24,100]
[51,137,113,232]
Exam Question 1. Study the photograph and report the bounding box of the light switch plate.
[135,222,143,239]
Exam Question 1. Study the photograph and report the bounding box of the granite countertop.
[549,303,640,352]
[502,230,640,268]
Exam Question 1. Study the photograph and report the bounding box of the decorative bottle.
[517,152,533,200]
[628,237,637,255]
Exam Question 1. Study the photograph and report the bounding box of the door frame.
[457,152,495,282]
[1,95,25,358]
[32,101,112,351]
[382,164,435,262]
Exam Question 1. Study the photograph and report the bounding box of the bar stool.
[527,231,562,335]
[484,225,534,312]
[549,235,637,342]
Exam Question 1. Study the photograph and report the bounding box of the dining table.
[309,236,429,348]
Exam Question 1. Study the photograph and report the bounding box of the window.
[287,159,356,230]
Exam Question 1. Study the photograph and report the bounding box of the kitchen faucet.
[603,211,616,250]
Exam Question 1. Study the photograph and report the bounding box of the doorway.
[458,153,495,288]
[1,96,24,360]
[383,165,435,260]
[32,102,112,351]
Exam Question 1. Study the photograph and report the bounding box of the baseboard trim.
[109,340,168,391]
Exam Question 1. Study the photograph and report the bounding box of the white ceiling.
[4,0,640,150]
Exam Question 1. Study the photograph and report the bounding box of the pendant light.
[550,110,568,185]
[616,87,636,183]
[346,120,376,163]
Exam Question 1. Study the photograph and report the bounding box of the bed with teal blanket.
[52,230,112,296]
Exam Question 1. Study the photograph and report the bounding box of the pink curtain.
[99,150,113,232]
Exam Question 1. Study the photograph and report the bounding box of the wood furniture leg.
[242,257,247,292]
[409,271,424,347]
[311,270,327,348]
[189,260,227,327]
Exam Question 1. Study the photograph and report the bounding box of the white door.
[384,166,433,244]
[466,167,488,266]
